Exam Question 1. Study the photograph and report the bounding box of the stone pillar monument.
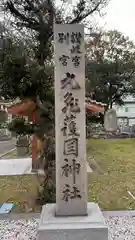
[54,24,87,217]
[37,24,108,240]
[104,109,117,133]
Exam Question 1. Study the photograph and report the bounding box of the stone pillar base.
[37,202,108,240]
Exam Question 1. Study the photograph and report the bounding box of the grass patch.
[1,149,31,159]
[1,139,135,212]
[0,175,40,212]
[87,138,135,210]
[1,149,17,159]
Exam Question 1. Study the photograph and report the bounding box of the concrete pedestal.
[37,202,108,240]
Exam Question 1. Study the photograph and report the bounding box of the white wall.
[114,101,135,126]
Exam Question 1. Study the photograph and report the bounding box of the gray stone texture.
[37,202,108,240]
[104,109,117,132]
[54,24,87,216]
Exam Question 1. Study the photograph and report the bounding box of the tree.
[0,0,109,130]
[2,0,109,63]
[0,0,109,203]
[86,30,135,109]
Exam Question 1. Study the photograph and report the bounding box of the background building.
[114,96,135,131]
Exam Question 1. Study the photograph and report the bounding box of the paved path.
[0,138,16,156]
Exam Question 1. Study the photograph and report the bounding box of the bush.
[37,178,56,204]
[8,116,35,135]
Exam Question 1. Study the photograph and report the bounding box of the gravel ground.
[107,216,135,240]
[0,219,38,240]
[0,216,135,239]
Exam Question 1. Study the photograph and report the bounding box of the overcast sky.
[99,0,135,42]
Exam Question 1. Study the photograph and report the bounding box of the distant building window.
[125,107,128,112]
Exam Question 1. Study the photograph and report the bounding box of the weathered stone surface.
[37,203,108,240]
[37,23,108,240]
[16,135,29,157]
[104,109,117,132]
[54,24,87,216]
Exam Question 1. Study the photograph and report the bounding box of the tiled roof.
[85,97,107,106]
